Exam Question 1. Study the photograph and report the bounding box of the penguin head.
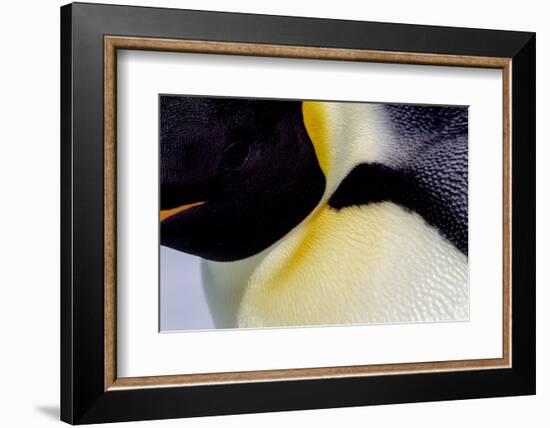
[160,96,326,262]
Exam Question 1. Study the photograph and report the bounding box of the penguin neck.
[302,101,397,204]
[202,101,401,327]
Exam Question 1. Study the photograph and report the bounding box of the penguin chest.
[236,202,468,328]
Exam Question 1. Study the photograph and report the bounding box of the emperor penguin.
[160,96,468,329]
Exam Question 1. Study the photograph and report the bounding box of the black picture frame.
[61,2,535,424]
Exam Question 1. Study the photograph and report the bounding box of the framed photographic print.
[60,2,536,424]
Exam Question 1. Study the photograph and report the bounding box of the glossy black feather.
[329,105,468,255]
[160,96,326,261]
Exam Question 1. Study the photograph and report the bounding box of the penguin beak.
[160,201,206,222]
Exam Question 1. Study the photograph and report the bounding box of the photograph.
[54,2,537,424]
[159,96,469,330]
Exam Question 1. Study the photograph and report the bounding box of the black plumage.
[329,105,468,255]
[160,96,326,261]
[160,97,468,260]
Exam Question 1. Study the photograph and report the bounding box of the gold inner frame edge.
[103,35,512,391]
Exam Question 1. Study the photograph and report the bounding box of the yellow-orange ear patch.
[302,102,330,176]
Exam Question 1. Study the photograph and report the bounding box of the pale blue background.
[159,246,216,331]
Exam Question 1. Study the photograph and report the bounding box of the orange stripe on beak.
[160,201,206,222]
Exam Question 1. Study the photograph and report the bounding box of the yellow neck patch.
[302,101,330,176]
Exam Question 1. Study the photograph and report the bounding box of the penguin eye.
[220,141,251,171]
